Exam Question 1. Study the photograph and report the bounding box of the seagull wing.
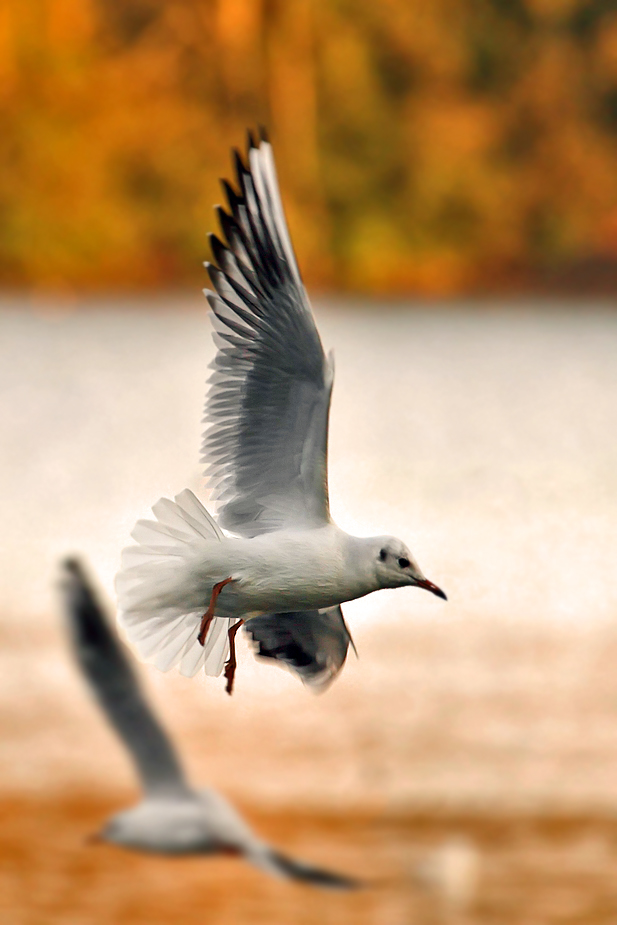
[244,606,356,692]
[203,129,333,538]
[257,848,362,890]
[60,558,190,799]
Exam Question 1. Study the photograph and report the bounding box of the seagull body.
[116,129,445,689]
[61,559,359,887]
[123,522,413,619]
[101,794,258,856]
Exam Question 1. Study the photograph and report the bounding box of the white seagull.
[115,128,446,695]
[60,558,360,888]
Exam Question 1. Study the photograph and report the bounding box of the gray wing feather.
[244,606,356,691]
[203,129,333,537]
[59,558,190,798]
[262,849,362,889]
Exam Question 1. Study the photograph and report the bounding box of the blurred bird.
[115,127,446,694]
[60,557,360,889]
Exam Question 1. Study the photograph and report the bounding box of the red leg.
[197,577,233,647]
[224,620,244,696]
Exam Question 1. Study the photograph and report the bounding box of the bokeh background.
[2,2,617,924]
[5,0,617,294]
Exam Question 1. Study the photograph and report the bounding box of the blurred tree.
[2,0,617,293]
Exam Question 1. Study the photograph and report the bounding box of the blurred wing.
[259,849,362,890]
[59,558,190,798]
[244,606,356,692]
[203,129,333,538]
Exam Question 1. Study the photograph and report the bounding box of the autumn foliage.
[3,0,617,294]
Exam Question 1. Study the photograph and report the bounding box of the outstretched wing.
[259,848,362,890]
[203,128,334,538]
[60,558,190,798]
[244,606,356,692]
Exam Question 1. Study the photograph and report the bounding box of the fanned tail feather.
[115,490,239,678]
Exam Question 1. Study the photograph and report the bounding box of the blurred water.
[1,296,616,626]
[3,297,617,809]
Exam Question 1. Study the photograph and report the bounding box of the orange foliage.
[3,0,617,294]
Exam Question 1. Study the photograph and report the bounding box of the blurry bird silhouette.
[59,557,360,889]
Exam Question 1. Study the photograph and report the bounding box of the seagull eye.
[379,548,387,562]
[398,557,410,569]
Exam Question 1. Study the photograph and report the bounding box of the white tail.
[116,490,240,678]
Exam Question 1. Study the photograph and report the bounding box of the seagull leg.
[224,620,244,696]
[198,577,233,647]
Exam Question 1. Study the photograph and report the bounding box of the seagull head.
[374,537,447,599]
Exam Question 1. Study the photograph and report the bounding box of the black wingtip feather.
[217,186,281,290]
[205,262,221,290]
[232,147,248,187]
[220,178,241,210]
[258,124,269,144]
[208,233,227,268]
[222,181,247,227]
[267,850,363,890]
[246,128,257,153]
[215,205,235,245]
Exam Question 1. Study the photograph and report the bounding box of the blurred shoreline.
[2,291,617,313]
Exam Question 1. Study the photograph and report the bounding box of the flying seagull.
[60,558,360,888]
[115,128,446,694]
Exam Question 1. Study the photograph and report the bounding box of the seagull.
[115,127,446,694]
[60,558,360,888]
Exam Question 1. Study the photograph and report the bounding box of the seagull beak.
[416,578,447,601]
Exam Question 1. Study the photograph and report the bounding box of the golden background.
[3,0,617,293]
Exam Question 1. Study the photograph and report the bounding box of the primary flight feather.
[115,128,446,694]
